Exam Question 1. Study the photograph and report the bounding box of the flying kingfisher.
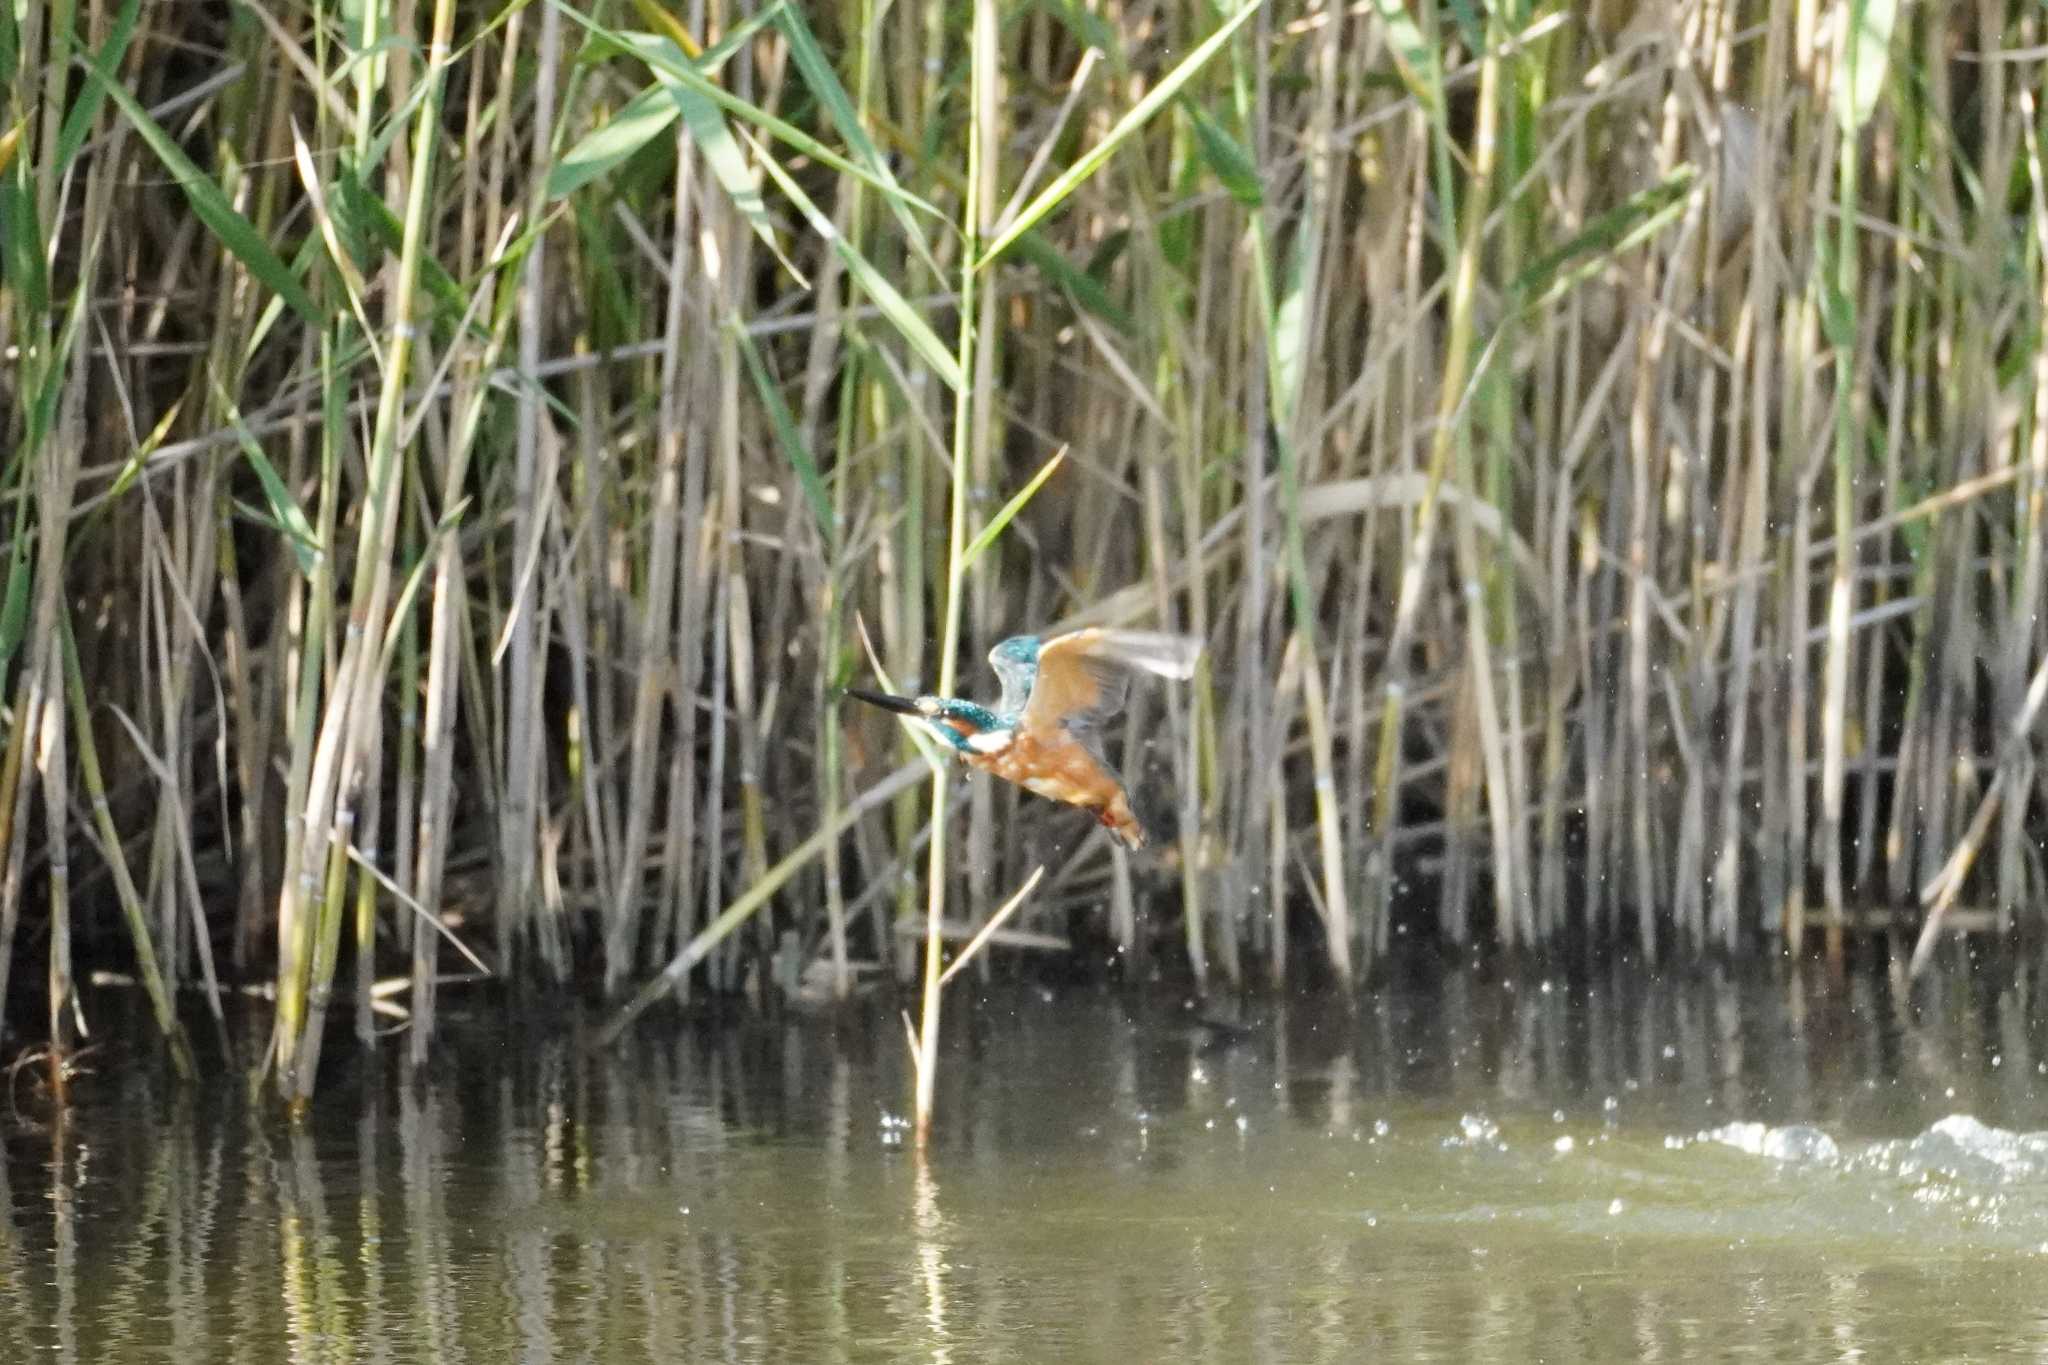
[847,628,1202,849]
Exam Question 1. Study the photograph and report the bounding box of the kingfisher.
[847,628,1202,849]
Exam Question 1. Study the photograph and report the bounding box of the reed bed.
[0,0,2045,1097]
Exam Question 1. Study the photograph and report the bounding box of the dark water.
[8,954,2048,1362]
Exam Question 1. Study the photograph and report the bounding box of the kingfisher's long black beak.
[844,686,924,717]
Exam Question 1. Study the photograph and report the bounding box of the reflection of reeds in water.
[1,972,2044,1360]
[5,1,2048,1100]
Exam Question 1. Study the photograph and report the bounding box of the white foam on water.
[1697,1121,1842,1165]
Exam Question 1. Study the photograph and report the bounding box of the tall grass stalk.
[908,0,998,1143]
[272,0,458,1100]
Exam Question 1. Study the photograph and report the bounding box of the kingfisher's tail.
[1100,789,1148,850]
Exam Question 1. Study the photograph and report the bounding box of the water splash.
[1699,1121,1842,1165]
[1870,1116,2048,1187]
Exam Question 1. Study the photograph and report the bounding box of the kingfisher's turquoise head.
[915,696,1007,753]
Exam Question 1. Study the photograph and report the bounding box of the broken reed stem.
[904,863,1047,1139]
[935,865,1047,989]
[1909,647,2048,977]
[600,760,925,1045]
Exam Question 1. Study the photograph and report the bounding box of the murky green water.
[8,955,2048,1361]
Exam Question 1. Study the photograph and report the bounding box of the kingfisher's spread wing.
[988,643,1037,717]
[1021,628,1202,734]
[1074,630,1204,680]
[1023,645,1128,734]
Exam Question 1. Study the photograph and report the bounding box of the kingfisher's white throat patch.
[965,729,1014,754]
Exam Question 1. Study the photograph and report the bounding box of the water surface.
[7,955,2048,1361]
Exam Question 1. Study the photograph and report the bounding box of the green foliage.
[978,0,1264,269]
[224,407,324,578]
[1183,101,1262,208]
[1010,230,1134,332]
[1512,165,1698,311]
[962,447,1067,571]
[548,81,679,199]
[53,0,139,176]
[755,140,964,390]
[91,59,320,326]
[737,325,834,541]
[0,525,28,679]
[1834,0,1900,131]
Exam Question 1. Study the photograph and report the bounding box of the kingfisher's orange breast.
[959,725,1147,847]
[967,729,1123,807]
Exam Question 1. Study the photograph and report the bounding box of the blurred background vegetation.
[1,0,2043,1095]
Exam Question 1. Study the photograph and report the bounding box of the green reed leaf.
[90,66,320,326]
[961,446,1067,571]
[978,0,1263,270]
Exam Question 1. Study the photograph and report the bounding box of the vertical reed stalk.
[61,619,194,1076]
[1819,0,1898,957]
[911,0,995,1147]
[1369,0,1492,951]
[499,0,562,981]
[274,0,457,1099]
